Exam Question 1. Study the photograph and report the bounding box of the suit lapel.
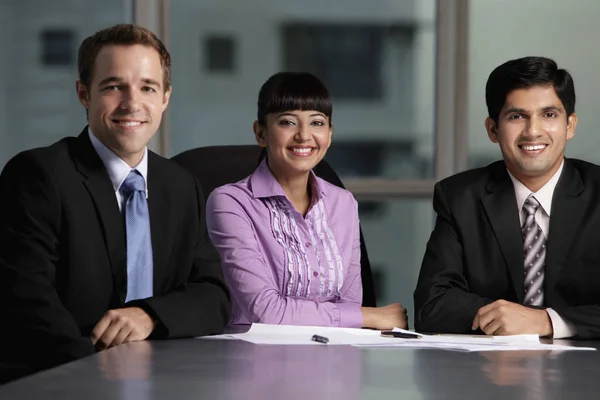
[72,129,127,303]
[545,160,586,297]
[482,163,525,302]
[147,153,171,292]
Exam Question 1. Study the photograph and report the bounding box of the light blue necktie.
[120,170,153,302]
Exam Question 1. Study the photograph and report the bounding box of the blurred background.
[1,0,599,326]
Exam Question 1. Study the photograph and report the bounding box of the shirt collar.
[88,127,149,197]
[249,159,326,201]
[507,159,564,217]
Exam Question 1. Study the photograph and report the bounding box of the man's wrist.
[539,309,554,337]
[140,308,157,330]
[125,301,159,331]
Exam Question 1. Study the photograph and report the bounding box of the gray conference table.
[1,332,599,399]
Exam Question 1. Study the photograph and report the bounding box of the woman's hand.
[361,303,408,330]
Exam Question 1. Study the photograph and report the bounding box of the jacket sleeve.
[414,181,493,333]
[0,152,95,374]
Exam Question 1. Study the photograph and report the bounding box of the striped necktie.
[522,195,545,306]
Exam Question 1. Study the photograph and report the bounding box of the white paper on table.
[354,327,596,352]
[391,327,541,344]
[224,323,395,345]
[197,323,596,351]
[198,323,407,345]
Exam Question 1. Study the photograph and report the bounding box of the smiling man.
[414,56,600,339]
[0,24,231,383]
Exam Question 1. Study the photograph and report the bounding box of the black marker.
[311,334,329,344]
[381,331,422,339]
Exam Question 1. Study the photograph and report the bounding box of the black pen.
[311,334,330,344]
[381,331,422,339]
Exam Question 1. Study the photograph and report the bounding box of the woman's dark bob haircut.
[256,72,332,126]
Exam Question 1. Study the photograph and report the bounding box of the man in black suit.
[0,24,231,383]
[415,56,600,339]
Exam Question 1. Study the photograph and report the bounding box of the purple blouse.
[206,160,363,327]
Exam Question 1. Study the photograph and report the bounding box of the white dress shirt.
[507,160,577,338]
[88,128,148,211]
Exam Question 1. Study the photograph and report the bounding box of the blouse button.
[305,242,311,248]
[313,271,319,277]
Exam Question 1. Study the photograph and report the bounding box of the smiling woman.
[206,72,408,329]
[252,72,333,214]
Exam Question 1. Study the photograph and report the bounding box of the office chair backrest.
[172,145,376,307]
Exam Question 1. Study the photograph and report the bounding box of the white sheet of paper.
[224,323,391,345]
[390,327,540,344]
[198,323,596,351]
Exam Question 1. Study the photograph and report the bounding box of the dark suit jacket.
[0,128,231,382]
[414,158,600,338]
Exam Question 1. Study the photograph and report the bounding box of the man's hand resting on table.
[472,300,553,336]
[91,307,155,349]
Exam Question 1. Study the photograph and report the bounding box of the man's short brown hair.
[77,24,171,91]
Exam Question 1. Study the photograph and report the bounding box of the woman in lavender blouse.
[206,72,407,329]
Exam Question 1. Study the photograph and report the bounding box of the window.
[204,35,236,73]
[40,29,74,66]
[282,24,385,100]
